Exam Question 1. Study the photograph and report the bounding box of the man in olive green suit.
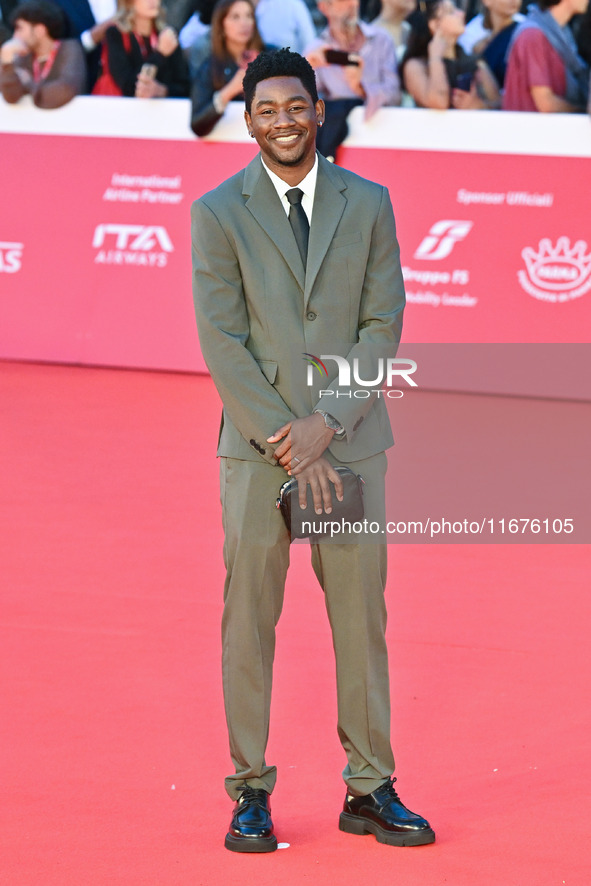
[191,49,434,854]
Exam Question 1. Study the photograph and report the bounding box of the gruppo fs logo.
[413,220,473,261]
[0,240,24,273]
[92,224,173,267]
[304,353,418,399]
[518,237,591,303]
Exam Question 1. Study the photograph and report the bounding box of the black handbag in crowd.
[276,466,365,540]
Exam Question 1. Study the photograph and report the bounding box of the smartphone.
[455,71,474,92]
[140,63,157,79]
[324,49,360,66]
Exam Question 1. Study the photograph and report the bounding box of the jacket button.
[249,439,256,446]
[306,311,317,321]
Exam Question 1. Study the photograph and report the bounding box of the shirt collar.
[261,153,319,206]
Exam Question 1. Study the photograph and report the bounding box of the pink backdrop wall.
[2,100,590,378]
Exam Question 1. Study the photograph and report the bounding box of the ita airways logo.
[0,240,24,273]
[518,237,591,303]
[92,224,173,267]
[413,220,473,261]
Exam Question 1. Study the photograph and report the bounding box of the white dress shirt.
[261,153,318,226]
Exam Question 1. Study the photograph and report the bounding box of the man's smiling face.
[245,76,325,181]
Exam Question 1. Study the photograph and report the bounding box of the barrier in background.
[1,97,591,380]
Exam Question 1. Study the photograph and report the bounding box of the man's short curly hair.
[11,0,65,39]
[243,48,319,113]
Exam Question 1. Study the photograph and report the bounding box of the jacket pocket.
[256,359,278,384]
[330,231,362,250]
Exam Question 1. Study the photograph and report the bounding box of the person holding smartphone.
[190,0,271,136]
[305,0,400,160]
[399,0,499,109]
[96,0,189,97]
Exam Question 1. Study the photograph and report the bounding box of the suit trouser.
[220,451,395,800]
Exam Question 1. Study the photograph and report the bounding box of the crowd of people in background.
[1,0,590,155]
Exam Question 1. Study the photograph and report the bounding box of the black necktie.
[286,188,309,267]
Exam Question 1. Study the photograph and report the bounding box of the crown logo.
[518,237,591,303]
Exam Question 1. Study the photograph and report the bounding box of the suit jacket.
[53,0,95,36]
[0,0,18,24]
[0,0,17,44]
[191,152,405,465]
[52,0,111,91]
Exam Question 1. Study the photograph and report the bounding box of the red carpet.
[1,361,589,886]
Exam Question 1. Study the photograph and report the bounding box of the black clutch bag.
[276,466,365,540]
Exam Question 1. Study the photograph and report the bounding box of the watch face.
[317,410,342,432]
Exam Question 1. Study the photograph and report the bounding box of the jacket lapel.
[304,156,347,307]
[243,156,306,292]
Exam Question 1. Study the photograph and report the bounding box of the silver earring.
[318,121,323,127]
[249,131,255,138]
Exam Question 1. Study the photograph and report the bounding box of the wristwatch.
[314,409,345,438]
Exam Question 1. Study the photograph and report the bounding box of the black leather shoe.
[339,777,435,847]
[224,786,278,853]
